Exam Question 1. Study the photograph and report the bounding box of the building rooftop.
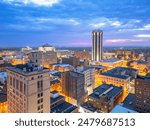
[7,63,49,75]
[135,60,149,64]
[81,102,97,112]
[51,90,59,95]
[137,75,150,81]
[50,79,60,85]
[121,93,135,110]
[69,71,84,77]
[88,65,105,69]
[102,59,122,63]
[101,67,138,79]
[50,94,64,105]
[111,105,138,113]
[53,64,73,68]
[89,84,123,102]
[42,43,53,47]
[51,102,78,113]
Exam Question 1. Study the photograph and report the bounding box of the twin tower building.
[92,30,103,62]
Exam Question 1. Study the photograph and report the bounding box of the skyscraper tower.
[92,30,103,62]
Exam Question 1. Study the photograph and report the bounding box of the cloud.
[134,34,150,38]
[106,39,145,43]
[134,24,150,31]
[90,17,122,29]
[2,0,60,7]
[32,17,80,25]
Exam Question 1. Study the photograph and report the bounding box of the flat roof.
[7,63,48,75]
[101,67,138,79]
[89,84,123,102]
[50,95,64,104]
[81,102,97,112]
[51,102,78,113]
[69,71,84,77]
[122,93,135,110]
[137,75,150,81]
[111,105,138,113]
[102,59,121,63]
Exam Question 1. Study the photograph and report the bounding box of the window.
[20,81,23,93]
[37,80,43,92]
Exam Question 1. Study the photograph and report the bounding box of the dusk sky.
[0,0,150,47]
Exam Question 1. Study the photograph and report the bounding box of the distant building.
[38,44,56,52]
[50,91,78,113]
[7,63,50,113]
[115,50,135,60]
[135,75,150,113]
[130,60,150,75]
[99,59,124,68]
[103,52,115,59]
[100,67,139,92]
[56,50,74,58]
[30,51,57,68]
[76,66,95,94]
[92,30,103,62]
[52,64,75,72]
[0,57,4,64]
[61,56,80,67]
[0,62,12,72]
[88,84,123,113]
[61,71,87,105]
[21,46,32,55]
[74,50,91,60]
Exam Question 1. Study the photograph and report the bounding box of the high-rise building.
[7,63,50,113]
[92,30,103,62]
[135,75,150,113]
[61,71,87,105]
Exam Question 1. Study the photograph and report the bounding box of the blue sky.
[0,0,150,47]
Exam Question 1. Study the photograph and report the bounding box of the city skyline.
[0,0,150,47]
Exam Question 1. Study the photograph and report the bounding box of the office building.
[100,67,139,92]
[74,50,91,60]
[7,63,50,113]
[30,51,57,68]
[61,56,80,67]
[92,30,103,62]
[61,71,87,105]
[76,66,95,94]
[115,50,135,60]
[135,75,150,113]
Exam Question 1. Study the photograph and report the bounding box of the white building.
[76,66,95,95]
[38,44,56,52]
[92,30,103,62]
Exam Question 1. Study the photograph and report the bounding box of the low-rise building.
[50,91,78,113]
[100,67,138,92]
[87,84,123,113]
[61,56,80,67]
